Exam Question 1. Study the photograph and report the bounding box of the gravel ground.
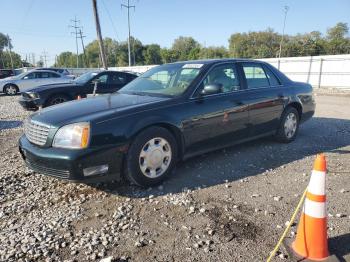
[0,92,349,262]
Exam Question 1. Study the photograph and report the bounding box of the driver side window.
[95,74,108,84]
[24,73,35,79]
[200,64,240,95]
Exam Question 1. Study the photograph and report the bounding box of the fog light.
[83,165,109,177]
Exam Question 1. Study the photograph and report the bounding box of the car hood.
[0,76,16,83]
[26,82,77,92]
[30,93,170,127]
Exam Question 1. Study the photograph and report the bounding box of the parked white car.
[0,70,73,95]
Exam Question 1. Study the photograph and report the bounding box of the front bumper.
[19,135,125,183]
[18,97,42,111]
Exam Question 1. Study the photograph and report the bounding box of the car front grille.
[24,120,50,146]
[25,154,70,179]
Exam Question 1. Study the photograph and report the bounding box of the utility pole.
[70,16,80,68]
[79,28,87,67]
[278,5,289,59]
[32,53,35,67]
[42,50,48,67]
[92,0,107,69]
[6,35,14,69]
[121,0,135,67]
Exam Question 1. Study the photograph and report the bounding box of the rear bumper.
[301,100,315,124]
[19,135,125,183]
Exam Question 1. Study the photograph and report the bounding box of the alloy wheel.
[284,112,297,139]
[6,85,17,95]
[139,137,172,178]
[51,97,67,105]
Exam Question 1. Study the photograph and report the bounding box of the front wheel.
[46,94,69,107]
[4,84,18,96]
[275,107,300,143]
[124,126,177,187]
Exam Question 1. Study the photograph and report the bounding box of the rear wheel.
[275,107,300,143]
[46,94,70,107]
[124,126,177,187]
[4,84,18,96]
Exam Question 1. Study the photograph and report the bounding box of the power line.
[20,0,36,30]
[121,0,136,67]
[79,28,87,67]
[278,5,290,59]
[41,50,48,67]
[101,0,121,41]
[69,16,81,68]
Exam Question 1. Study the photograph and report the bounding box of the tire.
[124,126,178,187]
[46,94,70,107]
[275,107,300,143]
[4,84,18,96]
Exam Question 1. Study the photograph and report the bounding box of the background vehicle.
[0,69,15,79]
[0,70,72,95]
[35,67,71,76]
[19,70,138,110]
[19,59,315,187]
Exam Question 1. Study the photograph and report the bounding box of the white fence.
[16,54,350,89]
[260,54,350,89]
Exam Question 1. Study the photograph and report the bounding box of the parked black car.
[19,59,315,187]
[18,70,138,110]
[0,69,15,79]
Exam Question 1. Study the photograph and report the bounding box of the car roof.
[35,68,67,70]
[168,58,270,66]
[27,70,62,74]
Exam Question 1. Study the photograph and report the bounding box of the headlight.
[53,122,90,149]
[27,92,39,99]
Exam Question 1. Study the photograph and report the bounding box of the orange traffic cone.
[292,154,331,261]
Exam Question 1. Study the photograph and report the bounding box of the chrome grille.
[24,120,50,146]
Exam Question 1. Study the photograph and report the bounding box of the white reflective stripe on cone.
[303,198,326,218]
[308,170,326,196]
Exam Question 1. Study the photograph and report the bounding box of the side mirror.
[201,83,223,95]
[23,76,29,80]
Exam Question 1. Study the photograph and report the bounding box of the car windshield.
[74,72,99,84]
[14,72,28,79]
[119,63,203,97]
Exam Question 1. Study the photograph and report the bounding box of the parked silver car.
[0,70,73,95]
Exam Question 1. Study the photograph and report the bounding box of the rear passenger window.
[242,64,270,88]
[50,72,60,78]
[40,72,50,78]
[264,66,281,86]
[110,73,127,84]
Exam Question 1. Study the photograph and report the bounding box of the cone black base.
[282,238,340,262]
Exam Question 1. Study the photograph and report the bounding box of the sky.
[1,0,349,65]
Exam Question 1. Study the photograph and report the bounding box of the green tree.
[55,51,76,67]
[229,29,280,58]
[143,44,162,65]
[171,36,200,61]
[199,46,229,59]
[325,22,350,54]
[0,33,22,69]
[160,48,177,63]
